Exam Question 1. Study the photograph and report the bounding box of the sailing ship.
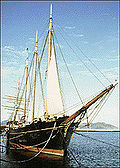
[4,4,117,159]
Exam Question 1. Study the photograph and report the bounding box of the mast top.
[35,30,38,52]
[50,4,52,19]
[49,4,53,31]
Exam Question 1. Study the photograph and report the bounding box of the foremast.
[32,30,38,121]
[23,48,28,123]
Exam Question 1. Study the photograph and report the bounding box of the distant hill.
[80,122,118,129]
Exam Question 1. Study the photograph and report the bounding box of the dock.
[74,129,120,132]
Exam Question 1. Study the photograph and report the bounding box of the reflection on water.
[1,152,73,168]
[1,132,119,168]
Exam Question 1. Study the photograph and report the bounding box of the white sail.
[46,47,64,115]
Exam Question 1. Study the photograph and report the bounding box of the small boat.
[5,4,117,159]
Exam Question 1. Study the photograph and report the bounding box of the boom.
[65,83,118,124]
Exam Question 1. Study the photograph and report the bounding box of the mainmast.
[23,48,28,123]
[45,4,53,118]
[48,4,53,66]
[32,30,38,121]
[45,4,64,118]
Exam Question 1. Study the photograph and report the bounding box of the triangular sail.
[46,46,64,116]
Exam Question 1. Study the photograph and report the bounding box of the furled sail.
[46,46,64,116]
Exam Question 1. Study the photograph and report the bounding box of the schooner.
[4,4,117,159]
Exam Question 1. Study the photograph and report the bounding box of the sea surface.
[0,132,119,168]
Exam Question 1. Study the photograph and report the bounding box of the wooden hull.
[6,116,75,159]
[9,143,64,159]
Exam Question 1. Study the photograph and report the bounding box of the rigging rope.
[74,131,120,149]
[59,130,86,167]
[53,25,106,88]
[18,68,26,98]
[53,31,84,106]
[10,29,48,122]
[37,21,49,44]
[0,130,59,152]
[7,53,35,123]
[38,61,46,113]
[37,32,49,113]
[28,20,49,58]
[78,87,115,128]
[52,34,65,115]
[26,60,34,120]
[53,20,112,85]
[0,122,56,163]
[85,92,109,124]
[89,87,115,124]
[18,54,35,103]
[39,32,49,64]
[15,54,35,120]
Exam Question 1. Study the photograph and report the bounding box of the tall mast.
[23,48,28,123]
[48,4,53,66]
[32,30,38,121]
[45,4,53,117]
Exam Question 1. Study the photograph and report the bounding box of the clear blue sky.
[1,1,119,127]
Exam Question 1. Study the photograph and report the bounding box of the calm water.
[0,132,119,168]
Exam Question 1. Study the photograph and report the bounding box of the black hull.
[6,116,75,158]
